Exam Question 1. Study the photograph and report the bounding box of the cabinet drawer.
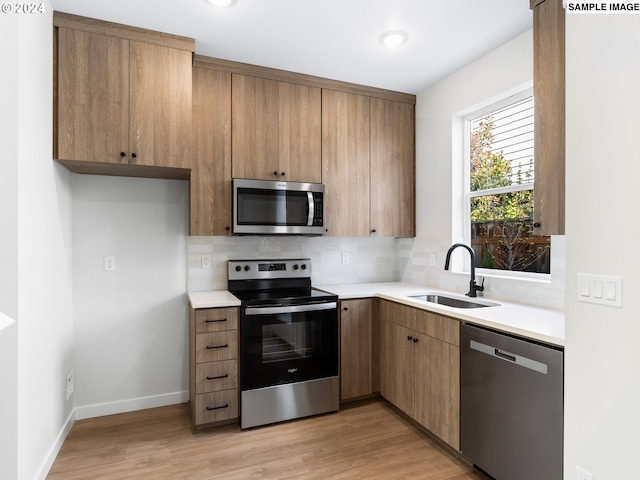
[194,389,238,425]
[195,359,238,394]
[195,330,238,363]
[195,307,238,333]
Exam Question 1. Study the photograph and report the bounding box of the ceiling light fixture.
[206,0,236,6]
[380,30,408,47]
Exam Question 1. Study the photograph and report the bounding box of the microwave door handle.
[307,192,314,226]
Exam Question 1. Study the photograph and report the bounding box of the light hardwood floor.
[47,400,489,480]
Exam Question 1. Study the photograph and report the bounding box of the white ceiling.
[49,0,533,94]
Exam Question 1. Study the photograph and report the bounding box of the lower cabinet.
[189,305,239,430]
[340,299,373,400]
[379,300,460,449]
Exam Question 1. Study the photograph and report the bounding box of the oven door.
[240,302,338,391]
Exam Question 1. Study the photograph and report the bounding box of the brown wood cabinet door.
[191,67,232,236]
[370,98,415,237]
[533,0,565,236]
[129,41,192,168]
[380,320,414,415]
[322,90,371,237]
[56,28,129,163]
[413,333,460,449]
[278,82,322,183]
[340,299,373,400]
[231,74,279,180]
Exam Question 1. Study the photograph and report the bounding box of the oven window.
[263,318,314,363]
[241,309,338,390]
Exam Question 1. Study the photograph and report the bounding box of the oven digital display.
[258,263,286,272]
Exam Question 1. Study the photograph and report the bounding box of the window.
[464,92,550,275]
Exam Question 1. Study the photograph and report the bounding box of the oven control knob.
[244,265,250,271]
[300,264,307,270]
[293,264,299,270]
[235,266,242,272]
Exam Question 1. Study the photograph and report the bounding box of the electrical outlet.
[201,254,212,269]
[104,256,116,271]
[341,252,349,264]
[66,370,74,400]
[576,466,593,480]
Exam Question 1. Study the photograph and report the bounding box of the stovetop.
[230,287,336,307]
[227,259,336,306]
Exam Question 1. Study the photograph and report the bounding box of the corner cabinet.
[340,299,374,401]
[322,91,415,238]
[53,12,194,178]
[370,98,415,237]
[189,305,239,431]
[531,0,565,235]
[379,300,460,449]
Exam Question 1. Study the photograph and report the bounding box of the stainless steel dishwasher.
[461,323,563,480]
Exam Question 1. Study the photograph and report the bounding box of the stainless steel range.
[228,259,339,429]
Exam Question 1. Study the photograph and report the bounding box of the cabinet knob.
[407,335,413,341]
[343,307,348,311]
[371,229,377,233]
[274,171,278,176]
[120,152,126,157]
[131,153,137,159]
[225,226,230,231]
[533,222,541,228]
[281,172,285,176]
[413,338,419,343]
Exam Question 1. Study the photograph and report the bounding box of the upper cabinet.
[531,0,565,236]
[370,98,415,238]
[191,66,232,236]
[323,91,415,238]
[231,75,322,183]
[322,90,372,237]
[53,12,194,178]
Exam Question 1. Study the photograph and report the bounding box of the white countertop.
[316,282,565,347]
[188,290,241,309]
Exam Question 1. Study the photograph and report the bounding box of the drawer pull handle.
[206,374,229,380]
[206,403,229,411]
[206,344,229,350]
[205,318,227,323]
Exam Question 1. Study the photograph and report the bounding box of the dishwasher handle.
[470,339,548,375]
[494,349,516,362]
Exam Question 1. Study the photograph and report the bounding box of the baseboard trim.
[75,391,189,420]
[36,408,75,480]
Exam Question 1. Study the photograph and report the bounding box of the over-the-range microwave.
[232,178,325,236]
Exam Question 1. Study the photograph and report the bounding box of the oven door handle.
[245,302,337,316]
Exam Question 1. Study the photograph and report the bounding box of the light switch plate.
[577,274,622,307]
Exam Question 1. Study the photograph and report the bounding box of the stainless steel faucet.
[444,243,485,298]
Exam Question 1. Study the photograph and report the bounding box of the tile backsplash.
[188,236,399,291]
[188,235,565,310]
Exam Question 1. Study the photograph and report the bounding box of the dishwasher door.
[461,323,563,480]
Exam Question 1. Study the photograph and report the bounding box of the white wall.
[564,13,640,479]
[408,29,565,309]
[4,3,76,479]
[0,9,20,480]
[72,175,189,418]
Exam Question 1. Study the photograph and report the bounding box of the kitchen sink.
[409,294,499,309]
